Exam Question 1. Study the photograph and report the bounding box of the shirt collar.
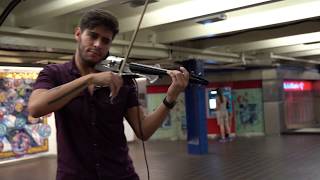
[69,56,81,77]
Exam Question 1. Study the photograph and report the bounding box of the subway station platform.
[0,135,320,180]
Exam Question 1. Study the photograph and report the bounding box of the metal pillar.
[182,60,208,155]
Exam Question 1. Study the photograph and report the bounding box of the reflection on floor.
[284,128,320,134]
[1,135,320,180]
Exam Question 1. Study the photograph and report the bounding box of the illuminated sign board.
[283,81,312,91]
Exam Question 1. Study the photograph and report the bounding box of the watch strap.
[163,96,176,109]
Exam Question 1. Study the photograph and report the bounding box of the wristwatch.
[163,96,176,109]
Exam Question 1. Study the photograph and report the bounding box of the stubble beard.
[77,43,102,68]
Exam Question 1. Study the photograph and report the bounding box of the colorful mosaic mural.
[233,88,264,134]
[0,70,51,159]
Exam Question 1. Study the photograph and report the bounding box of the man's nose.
[93,38,103,48]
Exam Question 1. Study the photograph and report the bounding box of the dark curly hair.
[79,9,119,39]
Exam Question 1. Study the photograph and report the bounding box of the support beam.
[196,21,320,49]
[119,0,271,33]
[282,49,320,58]
[271,53,320,65]
[261,43,320,54]
[157,0,320,43]
[0,26,241,64]
[219,32,320,53]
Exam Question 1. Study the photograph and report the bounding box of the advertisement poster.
[146,92,186,139]
[147,93,171,128]
[233,88,264,134]
[0,68,51,160]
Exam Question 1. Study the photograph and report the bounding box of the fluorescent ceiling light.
[197,14,227,25]
[121,0,159,7]
[304,41,320,45]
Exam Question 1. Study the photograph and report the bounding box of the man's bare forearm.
[48,81,88,105]
[28,74,93,118]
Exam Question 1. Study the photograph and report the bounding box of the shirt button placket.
[90,98,100,171]
[93,141,100,172]
[93,141,101,171]
[90,99,96,127]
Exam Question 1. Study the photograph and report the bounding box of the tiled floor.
[1,135,320,180]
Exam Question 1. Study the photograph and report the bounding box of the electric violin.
[95,56,209,85]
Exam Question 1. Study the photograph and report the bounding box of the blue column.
[183,60,208,155]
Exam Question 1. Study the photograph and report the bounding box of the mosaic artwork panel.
[0,71,51,159]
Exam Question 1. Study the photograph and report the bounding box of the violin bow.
[119,0,150,75]
[116,0,209,86]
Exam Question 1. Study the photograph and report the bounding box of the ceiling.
[1,0,320,71]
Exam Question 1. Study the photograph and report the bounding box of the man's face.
[75,26,113,67]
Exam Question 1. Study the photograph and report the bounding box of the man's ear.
[74,27,81,42]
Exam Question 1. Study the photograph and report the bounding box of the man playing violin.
[27,8,189,180]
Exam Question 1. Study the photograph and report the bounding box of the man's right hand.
[90,71,123,98]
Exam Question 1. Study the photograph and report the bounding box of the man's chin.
[83,58,103,67]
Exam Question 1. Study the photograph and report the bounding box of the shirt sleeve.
[125,79,140,109]
[33,65,58,90]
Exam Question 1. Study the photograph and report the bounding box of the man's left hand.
[166,67,189,102]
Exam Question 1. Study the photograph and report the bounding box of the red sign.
[283,81,312,91]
